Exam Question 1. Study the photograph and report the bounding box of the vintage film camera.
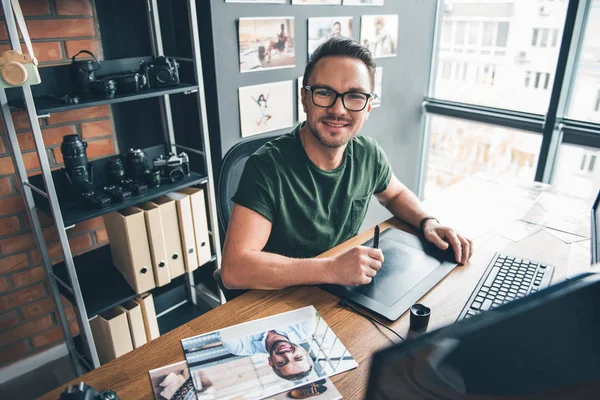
[140,56,180,88]
[153,152,190,183]
[0,50,41,88]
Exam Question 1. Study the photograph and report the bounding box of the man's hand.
[328,246,384,286]
[423,220,473,265]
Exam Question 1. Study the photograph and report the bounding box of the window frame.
[418,0,600,198]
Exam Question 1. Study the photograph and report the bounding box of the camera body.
[0,50,41,88]
[140,56,179,88]
[60,382,119,400]
[153,152,190,183]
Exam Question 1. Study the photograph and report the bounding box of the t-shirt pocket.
[350,195,371,235]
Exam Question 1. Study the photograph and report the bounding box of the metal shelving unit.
[0,0,223,373]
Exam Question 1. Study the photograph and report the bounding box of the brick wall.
[0,0,116,367]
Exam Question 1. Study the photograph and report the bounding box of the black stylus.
[373,225,380,249]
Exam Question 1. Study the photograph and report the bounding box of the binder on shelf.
[90,307,134,365]
[151,196,186,279]
[103,207,156,294]
[165,192,197,273]
[119,300,147,349]
[135,293,160,341]
[138,202,171,287]
[178,188,212,267]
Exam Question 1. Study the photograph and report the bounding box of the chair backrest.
[217,134,279,235]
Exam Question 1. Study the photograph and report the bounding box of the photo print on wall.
[373,66,382,108]
[239,17,296,72]
[298,76,306,123]
[227,0,285,3]
[292,0,342,4]
[360,14,398,58]
[308,17,353,58]
[239,81,294,137]
[344,0,384,5]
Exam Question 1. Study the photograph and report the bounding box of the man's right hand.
[328,246,384,286]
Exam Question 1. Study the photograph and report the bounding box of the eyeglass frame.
[303,85,373,112]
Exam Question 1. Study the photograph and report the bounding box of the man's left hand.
[422,220,473,265]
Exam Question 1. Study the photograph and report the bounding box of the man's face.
[268,340,312,378]
[301,56,372,149]
[332,23,341,36]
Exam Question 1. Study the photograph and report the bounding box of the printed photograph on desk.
[239,17,295,73]
[308,17,353,58]
[239,81,294,137]
[149,360,196,400]
[360,15,398,58]
[181,306,357,400]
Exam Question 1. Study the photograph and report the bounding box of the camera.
[140,56,179,88]
[90,78,116,99]
[0,50,41,88]
[105,157,126,185]
[60,135,94,195]
[153,152,190,183]
[60,381,119,400]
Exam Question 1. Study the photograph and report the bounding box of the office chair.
[215,134,279,301]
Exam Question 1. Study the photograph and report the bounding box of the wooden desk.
[40,180,592,400]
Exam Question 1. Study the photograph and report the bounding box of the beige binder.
[103,207,156,294]
[138,202,171,287]
[119,300,147,348]
[151,196,186,279]
[90,307,134,365]
[165,192,197,273]
[178,188,212,267]
[135,293,160,341]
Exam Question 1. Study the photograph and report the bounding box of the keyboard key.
[481,299,493,311]
[484,267,501,287]
[475,295,484,302]
[472,301,482,309]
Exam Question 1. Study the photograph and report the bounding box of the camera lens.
[168,166,185,183]
[105,157,125,184]
[126,149,148,181]
[60,134,88,171]
[146,168,161,188]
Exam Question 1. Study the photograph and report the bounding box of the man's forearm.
[385,188,430,230]
[222,250,334,290]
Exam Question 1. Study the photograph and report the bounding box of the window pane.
[424,115,542,199]
[433,1,567,114]
[553,143,600,201]
[567,0,600,123]
[442,21,452,45]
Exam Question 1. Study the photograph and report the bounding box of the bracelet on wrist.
[419,216,439,234]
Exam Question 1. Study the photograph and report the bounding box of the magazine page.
[180,306,357,399]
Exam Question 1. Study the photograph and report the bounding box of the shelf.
[28,144,208,227]
[53,245,138,319]
[9,83,199,115]
[157,301,209,335]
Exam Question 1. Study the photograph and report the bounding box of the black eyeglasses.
[304,86,372,112]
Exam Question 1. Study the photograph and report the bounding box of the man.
[222,37,473,290]
[222,321,314,381]
[372,17,395,57]
[329,21,342,38]
[266,23,288,63]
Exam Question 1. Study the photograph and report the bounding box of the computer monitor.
[366,273,600,400]
[592,189,600,265]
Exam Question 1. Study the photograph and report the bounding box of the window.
[424,115,542,200]
[567,0,600,123]
[553,144,600,201]
[433,3,567,113]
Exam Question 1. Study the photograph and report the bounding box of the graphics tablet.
[321,228,460,321]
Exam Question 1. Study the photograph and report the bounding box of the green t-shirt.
[232,123,392,259]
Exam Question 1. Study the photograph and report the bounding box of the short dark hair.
[303,37,376,92]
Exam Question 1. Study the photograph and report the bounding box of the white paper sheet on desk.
[496,220,544,242]
[546,228,589,244]
[180,306,357,400]
[520,191,590,238]
[424,177,544,239]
